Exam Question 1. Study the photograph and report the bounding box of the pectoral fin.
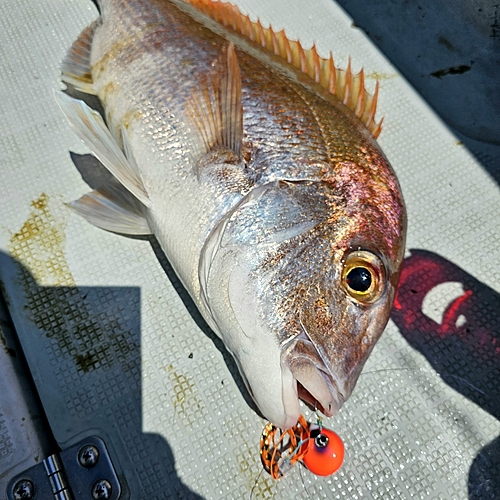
[68,184,151,235]
[186,43,243,160]
[55,91,151,207]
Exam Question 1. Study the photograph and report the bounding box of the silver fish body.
[57,0,406,428]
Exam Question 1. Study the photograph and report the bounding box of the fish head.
[278,160,406,425]
[283,245,400,421]
[203,161,406,429]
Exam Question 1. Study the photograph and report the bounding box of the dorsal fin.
[182,0,383,138]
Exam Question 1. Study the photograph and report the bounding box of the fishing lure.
[260,414,344,479]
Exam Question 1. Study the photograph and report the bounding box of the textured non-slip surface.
[0,1,499,499]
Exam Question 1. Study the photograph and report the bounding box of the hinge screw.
[92,479,112,499]
[78,444,100,468]
[12,479,34,500]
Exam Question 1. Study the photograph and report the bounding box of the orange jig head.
[302,425,345,476]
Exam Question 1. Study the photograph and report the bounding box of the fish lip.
[283,330,344,417]
[296,372,344,416]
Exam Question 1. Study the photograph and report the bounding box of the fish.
[56,0,407,429]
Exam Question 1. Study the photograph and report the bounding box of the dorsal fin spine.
[373,119,383,139]
[244,15,252,39]
[256,20,265,47]
[354,69,366,117]
[182,0,383,137]
[271,28,279,55]
[327,53,336,94]
[343,58,352,106]
[298,42,307,74]
[366,81,379,128]
[237,10,245,34]
[282,32,293,64]
[312,44,321,83]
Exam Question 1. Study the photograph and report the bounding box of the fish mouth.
[297,381,336,416]
[282,331,344,418]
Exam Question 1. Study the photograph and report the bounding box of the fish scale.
[56,0,406,429]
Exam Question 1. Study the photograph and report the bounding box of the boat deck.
[1,1,499,498]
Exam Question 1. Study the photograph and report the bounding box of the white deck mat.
[0,0,499,498]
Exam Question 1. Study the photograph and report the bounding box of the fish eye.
[342,250,385,303]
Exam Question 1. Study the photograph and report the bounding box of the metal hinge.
[6,436,121,500]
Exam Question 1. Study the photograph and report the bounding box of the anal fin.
[69,184,151,235]
[61,20,98,95]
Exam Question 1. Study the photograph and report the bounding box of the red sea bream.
[56,0,406,429]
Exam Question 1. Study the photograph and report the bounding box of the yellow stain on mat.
[6,193,122,377]
[365,71,398,81]
[168,364,207,425]
[8,193,75,287]
[239,445,276,499]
